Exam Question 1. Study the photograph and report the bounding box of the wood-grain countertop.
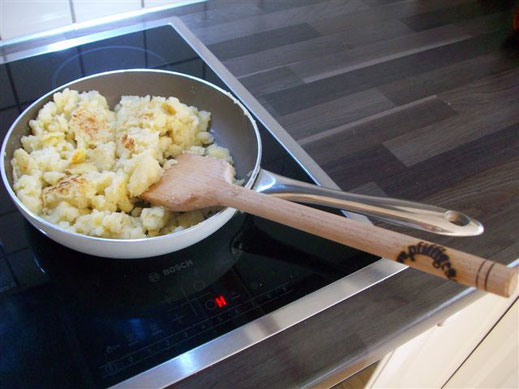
[4,1,518,387]
[172,1,519,387]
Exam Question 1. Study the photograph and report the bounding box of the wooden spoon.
[142,154,518,298]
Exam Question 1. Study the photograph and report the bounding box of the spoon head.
[142,153,235,211]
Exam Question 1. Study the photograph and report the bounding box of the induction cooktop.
[0,21,402,388]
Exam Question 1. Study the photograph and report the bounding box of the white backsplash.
[144,0,185,8]
[1,0,73,40]
[0,0,185,40]
[72,0,141,23]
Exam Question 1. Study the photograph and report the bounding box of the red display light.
[215,295,227,308]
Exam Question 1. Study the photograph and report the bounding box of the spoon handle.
[255,170,483,236]
[219,184,517,298]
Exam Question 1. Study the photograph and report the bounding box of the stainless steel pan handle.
[254,170,483,237]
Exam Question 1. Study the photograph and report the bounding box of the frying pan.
[1,70,482,259]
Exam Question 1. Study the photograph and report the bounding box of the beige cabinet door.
[367,291,518,388]
[444,298,519,389]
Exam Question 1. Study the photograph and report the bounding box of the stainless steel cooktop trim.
[0,19,406,388]
[113,260,404,389]
[0,17,178,64]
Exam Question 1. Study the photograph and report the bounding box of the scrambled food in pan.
[11,89,233,238]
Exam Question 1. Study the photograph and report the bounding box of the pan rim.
[0,68,262,245]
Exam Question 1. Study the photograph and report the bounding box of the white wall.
[0,1,73,40]
[0,0,187,40]
[143,0,185,8]
[73,1,142,23]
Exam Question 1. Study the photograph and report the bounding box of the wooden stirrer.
[142,154,518,298]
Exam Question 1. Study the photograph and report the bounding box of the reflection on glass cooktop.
[0,25,379,388]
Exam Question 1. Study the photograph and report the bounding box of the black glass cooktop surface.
[0,25,379,388]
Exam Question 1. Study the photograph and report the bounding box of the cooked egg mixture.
[11,89,233,238]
